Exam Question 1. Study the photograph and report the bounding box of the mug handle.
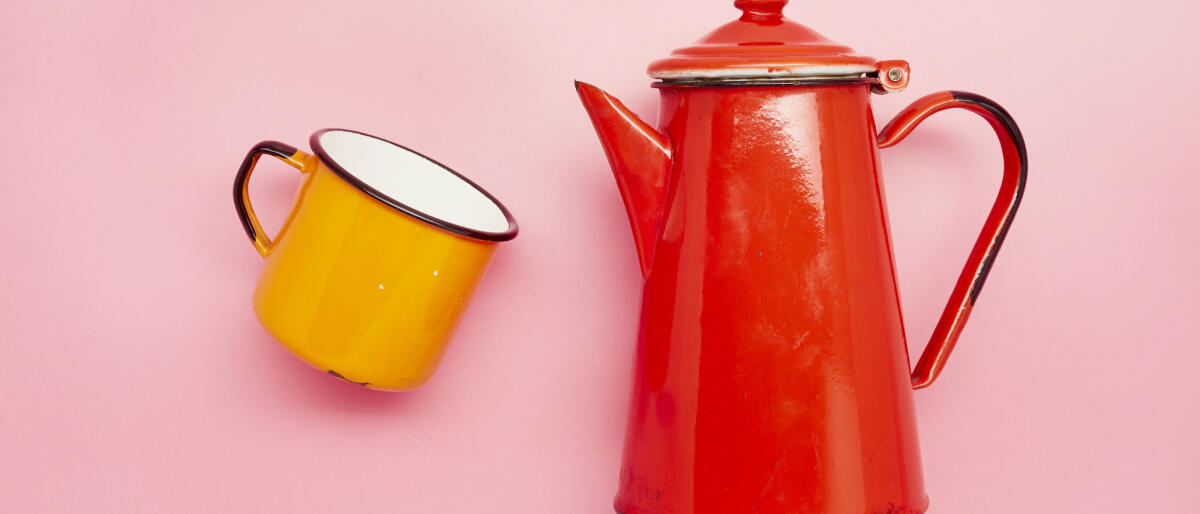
[232,141,312,257]
[877,91,1028,390]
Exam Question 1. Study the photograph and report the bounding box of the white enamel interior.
[317,130,510,234]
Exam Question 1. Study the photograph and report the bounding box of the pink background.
[2,0,1197,512]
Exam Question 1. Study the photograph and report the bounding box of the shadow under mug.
[233,129,518,391]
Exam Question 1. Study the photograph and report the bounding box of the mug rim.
[309,128,519,242]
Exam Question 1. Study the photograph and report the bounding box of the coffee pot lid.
[648,0,908,91]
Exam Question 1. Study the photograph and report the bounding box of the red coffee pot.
[576,1,1027,513]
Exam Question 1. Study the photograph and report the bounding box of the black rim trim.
[653,77,876,88]
[309,129,518,242]
[949,91,1028,305]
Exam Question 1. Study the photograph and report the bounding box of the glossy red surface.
[577,81,1025,513]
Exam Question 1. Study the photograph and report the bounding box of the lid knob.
[734,0,788,17]
[648,0,881,83]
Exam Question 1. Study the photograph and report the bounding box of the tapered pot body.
[615,84,928,514]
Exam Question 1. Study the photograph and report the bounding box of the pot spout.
[575,81,673,278]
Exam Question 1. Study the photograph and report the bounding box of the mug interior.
[312,129,515,240]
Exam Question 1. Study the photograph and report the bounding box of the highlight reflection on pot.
[577,1,1026,512]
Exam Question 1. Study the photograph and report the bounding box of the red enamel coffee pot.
[577,1,1027,513]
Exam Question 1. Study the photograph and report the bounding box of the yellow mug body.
[234,130,516,390]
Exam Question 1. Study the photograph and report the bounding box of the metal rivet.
[887,68,904,82]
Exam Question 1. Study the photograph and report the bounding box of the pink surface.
[1,0,1197,512]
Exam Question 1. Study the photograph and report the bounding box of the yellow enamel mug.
[233,129,517,390]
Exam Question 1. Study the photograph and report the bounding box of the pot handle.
[877,91,1027,389]
[232,141,312,257]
